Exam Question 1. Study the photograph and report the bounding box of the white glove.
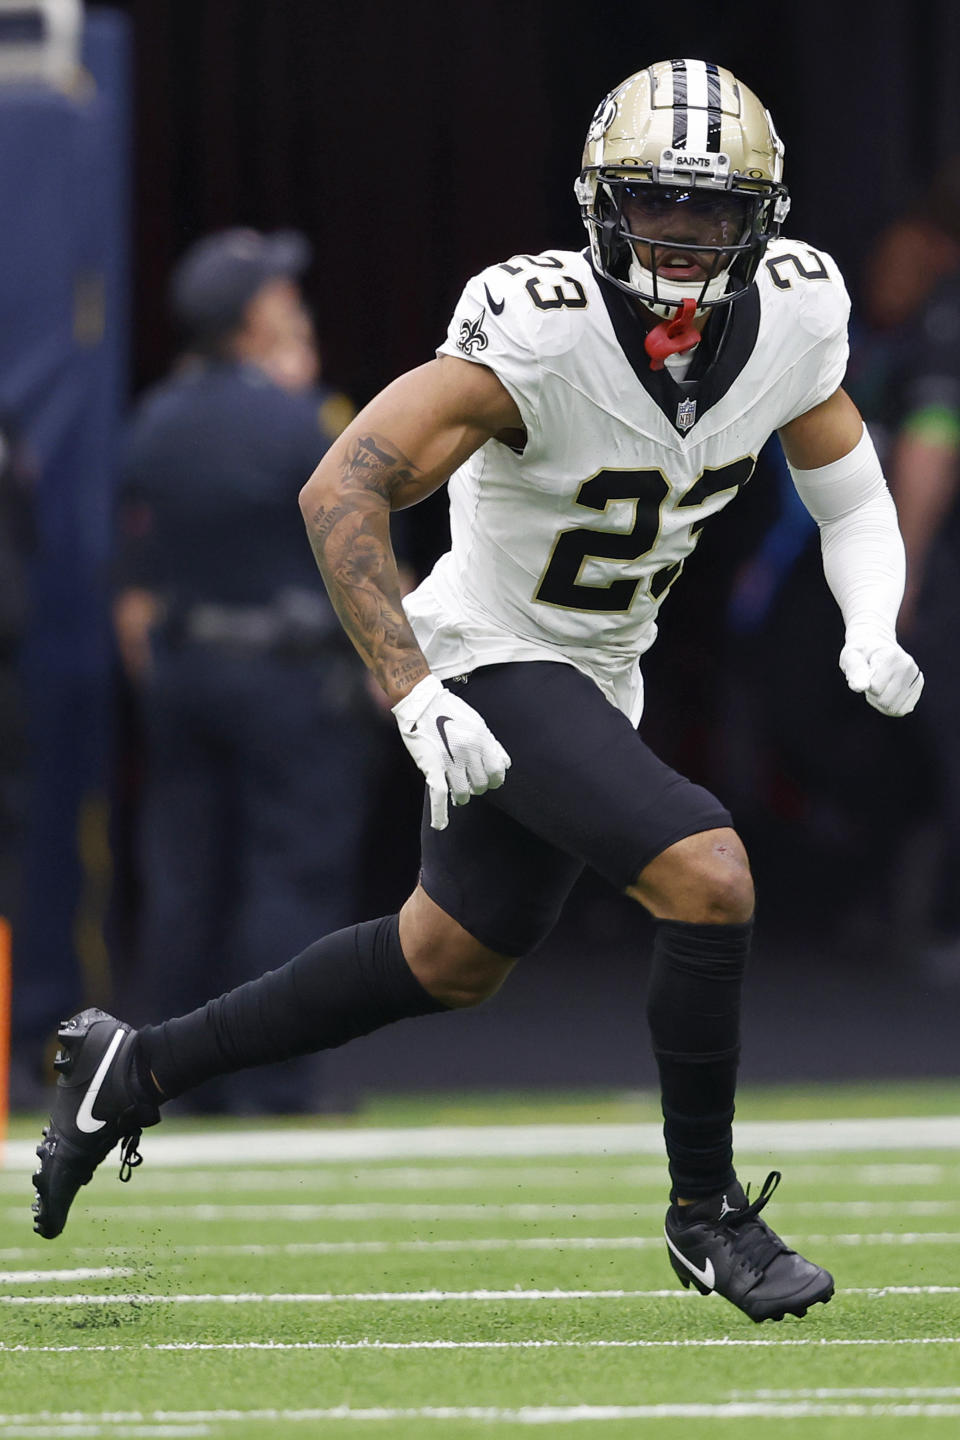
[839,635,924,717]
[392,674,511,830]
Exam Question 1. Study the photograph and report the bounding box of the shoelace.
[722,1170,786,1273]
[118,1131,144,1183]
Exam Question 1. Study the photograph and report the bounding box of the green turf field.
[2,1084,959,1438]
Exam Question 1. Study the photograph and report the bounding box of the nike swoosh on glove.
[392,674,511,829]
[839,638,924,717]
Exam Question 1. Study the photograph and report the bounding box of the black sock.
[137,914,447,1100]
[646,918,752,1202]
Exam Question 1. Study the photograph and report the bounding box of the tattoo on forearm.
[304,431,429,698]
[339,433,423,506]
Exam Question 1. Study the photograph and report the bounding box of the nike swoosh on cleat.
[483,284,505,315]
[665,1230,716,1290]
[75,1028,126,1134]
[435,714,456,759]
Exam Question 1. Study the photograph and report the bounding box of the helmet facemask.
[587,175,781,318]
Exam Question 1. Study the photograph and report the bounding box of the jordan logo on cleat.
[718,1194,738,1220]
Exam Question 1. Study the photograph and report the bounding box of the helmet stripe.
[681,59,709,151]
[670,58,688,146]
[705,61,722,151]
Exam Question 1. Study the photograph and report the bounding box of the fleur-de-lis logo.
[587,93,618,143]
[457,307,489,356]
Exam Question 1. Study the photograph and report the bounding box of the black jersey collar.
[590,257,761,435]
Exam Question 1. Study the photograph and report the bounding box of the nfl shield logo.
[676,398,697,431]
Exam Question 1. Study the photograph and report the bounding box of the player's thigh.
[419,777,585,960]
[449,662,733,894]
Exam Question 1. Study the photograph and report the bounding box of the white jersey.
[403,239,850,723]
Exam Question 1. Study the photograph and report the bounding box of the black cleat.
[664,1170,834,1323]
[32,1008,161,1240]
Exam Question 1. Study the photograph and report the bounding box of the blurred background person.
[0,415,35,919]
[848,157,960,459]
[0,413,38,1101]
[886,248,960,982]
[112,228,375,1112]
[709,166,960,953]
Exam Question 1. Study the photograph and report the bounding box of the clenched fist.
[839,636,924,717]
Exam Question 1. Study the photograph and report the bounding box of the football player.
[34,59,922,1324]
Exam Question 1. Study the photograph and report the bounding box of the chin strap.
[644,298,701,372]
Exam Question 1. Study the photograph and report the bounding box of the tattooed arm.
[298,353,522,703]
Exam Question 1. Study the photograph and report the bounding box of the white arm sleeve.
[787,426,905,642]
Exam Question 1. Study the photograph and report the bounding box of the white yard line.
[4,1231,959,1269]
[0,1288,702,1306]
[8,1198,955,1225]
[799,1230,960,1246]
[6,1402,960,1424]
[2,1284,958,1306]
[0,1429,210,1439]
[4,1159,955,1194]
[745,1387,960,1398]
[0,1165,660,1195]
[2,1230,958,1264]
[3,1201,668,1224]
[5,1116,960,1172]
[4,1336,960,1355]
[0,1268,132,1284]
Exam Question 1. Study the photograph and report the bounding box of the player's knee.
[694,862,755,925]
[433,963,513,1008]
[636,864,754,925]
[628,828,755,925]
[406,937,514,1008]
[398,886,516,1008]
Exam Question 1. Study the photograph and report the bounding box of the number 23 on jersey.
[535,458,755,613]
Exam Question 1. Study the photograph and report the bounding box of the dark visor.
[619,185,755,247]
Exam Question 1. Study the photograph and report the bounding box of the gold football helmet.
[576,58,790,316]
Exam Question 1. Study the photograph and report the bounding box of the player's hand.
[392,674,511,829]
[839,635,924,717]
